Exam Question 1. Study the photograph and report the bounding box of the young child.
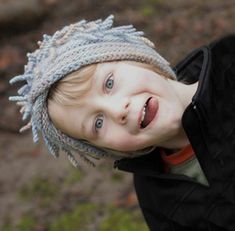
[9,15,235,230]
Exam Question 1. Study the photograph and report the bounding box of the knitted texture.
[9,15,176,168]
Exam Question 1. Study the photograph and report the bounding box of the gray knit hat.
[9,15,176,168]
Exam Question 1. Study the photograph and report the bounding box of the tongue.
[142,97,158,128]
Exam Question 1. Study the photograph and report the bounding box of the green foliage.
[0,202,148,231]
[16,216,37,231]
[49,203,97,231]
[139,0,165,17]
[111,171,124,182]
[0,215,36,231]
[140,5,155,17]
[147,0,164,4]
[99,206,149,231]
[19,176,59,206]
[0,214,12,231]
[0,224,13,231]
[64,167,84,186]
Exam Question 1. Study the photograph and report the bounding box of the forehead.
[95,61,117,75]
[48,100,87,138]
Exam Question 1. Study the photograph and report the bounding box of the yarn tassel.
[47,140,59,158]
[19,120,32,133]
[63,148,80,168]
[79,153,96,167]
[22,110,31,121]
[32,122,39,143]
[16,101,26,106]
[9,74,31,84]
[100,15,114,30]
[17,84,29,95]
[9,96,27,101]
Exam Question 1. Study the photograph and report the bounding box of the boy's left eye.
[95,116,103,131]
[105,74,114,90]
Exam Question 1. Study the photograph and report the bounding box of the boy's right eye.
[94,115,104,132]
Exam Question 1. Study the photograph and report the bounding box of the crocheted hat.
[9,15,176,168]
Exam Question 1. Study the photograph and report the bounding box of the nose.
[105,97,130,125]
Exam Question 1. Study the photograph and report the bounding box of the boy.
[9,15,235,230]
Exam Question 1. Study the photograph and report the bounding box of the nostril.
[122,116,126,121]
[125,100,130,109]
[125,101,130,109]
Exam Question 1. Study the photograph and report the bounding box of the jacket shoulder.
[208,34,235,51]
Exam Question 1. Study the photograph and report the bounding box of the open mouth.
[140,97,158,129]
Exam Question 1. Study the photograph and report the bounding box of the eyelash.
[104,73,114,92]
[94,114,104,133]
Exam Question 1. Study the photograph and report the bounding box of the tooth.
[141,106,146,123]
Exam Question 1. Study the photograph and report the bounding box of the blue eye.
[94,115,104,132]
[105,74,114,90]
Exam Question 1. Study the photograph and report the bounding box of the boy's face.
[50,62,185,154]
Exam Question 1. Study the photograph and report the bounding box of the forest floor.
[0,0,234,230]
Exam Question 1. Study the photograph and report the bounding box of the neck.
[159,127,190,151]
[160,79,199,150]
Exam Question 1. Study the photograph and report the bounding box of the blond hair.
[48,64,97,106]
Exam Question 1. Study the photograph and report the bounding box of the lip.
[138,97,159,130]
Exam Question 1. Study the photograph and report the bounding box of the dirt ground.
[0,0,234,230]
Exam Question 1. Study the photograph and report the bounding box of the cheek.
[142,77,166,95]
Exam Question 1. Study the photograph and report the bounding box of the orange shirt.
[160,144,195,173]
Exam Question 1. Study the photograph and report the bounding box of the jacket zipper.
[191,100,208,146]
[191,100,211,185]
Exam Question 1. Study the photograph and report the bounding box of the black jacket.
[114,35,235,231]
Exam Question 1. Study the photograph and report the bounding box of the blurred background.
[0,0,234,230]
